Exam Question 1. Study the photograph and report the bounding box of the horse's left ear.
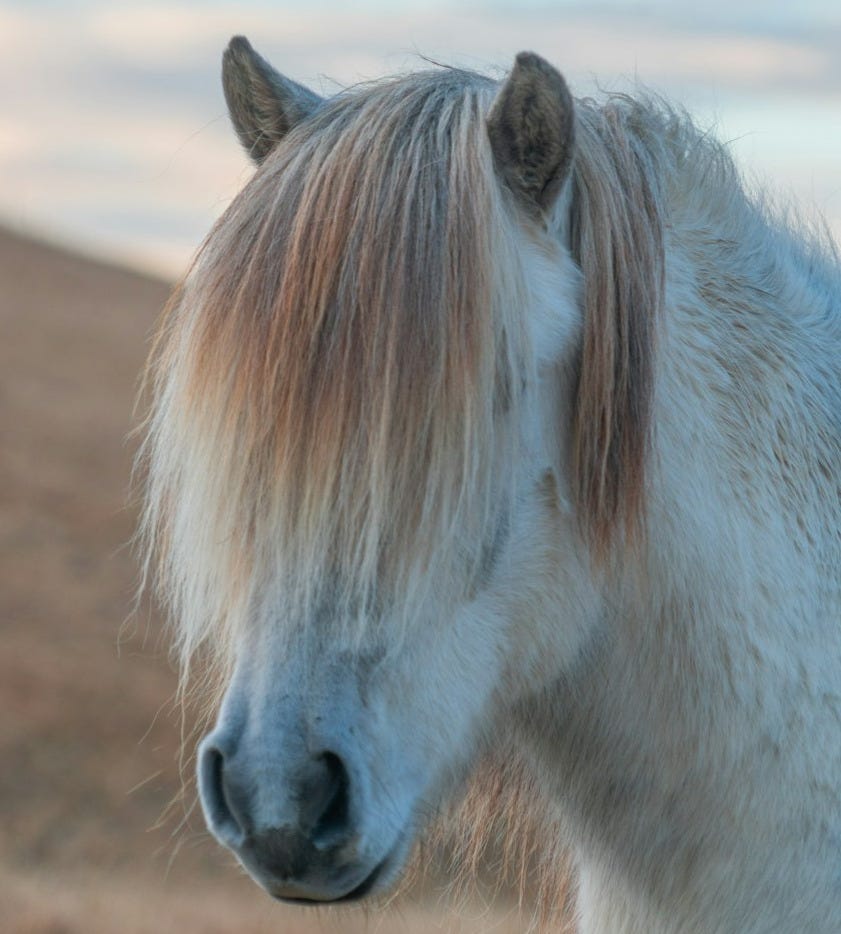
[487,52,575,215]
[222,35,323,164]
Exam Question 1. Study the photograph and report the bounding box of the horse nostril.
[198,744,248,847]
[198,739,356,863]
[307,751,351,850]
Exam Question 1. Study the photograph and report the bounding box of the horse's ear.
[487,52,575,215]
[222,36,322,165]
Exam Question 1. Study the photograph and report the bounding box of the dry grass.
[1,866,534,934]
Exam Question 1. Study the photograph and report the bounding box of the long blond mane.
[139,69,534,675]
[138,67,676,687]
[570,98,665,559]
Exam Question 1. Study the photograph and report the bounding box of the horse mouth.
[334,856,388,902]
[269,848,394,905]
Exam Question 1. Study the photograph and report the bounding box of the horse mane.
[138,68,532,672]
[137,67,697,683]
[568,97,666,560]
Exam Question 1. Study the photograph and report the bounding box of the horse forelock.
[140,75,688,672]
[140,68,532,668]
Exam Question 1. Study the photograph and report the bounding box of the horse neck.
[631,161,841,640]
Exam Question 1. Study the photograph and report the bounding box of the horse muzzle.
[197,733,404,902]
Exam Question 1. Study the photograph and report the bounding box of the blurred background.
[1,0,839,276]
[1,2,839,931]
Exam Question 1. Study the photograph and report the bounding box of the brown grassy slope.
[0,228,534,932]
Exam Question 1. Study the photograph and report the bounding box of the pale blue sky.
[1,1,839,276]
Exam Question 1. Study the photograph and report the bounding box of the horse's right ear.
[487,52,575,216]
[222,36,323,165]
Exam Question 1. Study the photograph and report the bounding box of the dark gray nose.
[198,742,361,898]
[199,743,352,847]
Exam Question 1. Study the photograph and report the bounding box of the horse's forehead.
[520,236,583,367]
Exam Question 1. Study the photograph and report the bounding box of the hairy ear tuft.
[222,35,322,164]
[487,52,575,215]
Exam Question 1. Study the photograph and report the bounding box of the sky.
[1,0,839,278]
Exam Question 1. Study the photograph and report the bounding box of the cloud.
[0,1,838,274]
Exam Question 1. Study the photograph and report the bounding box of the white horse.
[139,36,841,932]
